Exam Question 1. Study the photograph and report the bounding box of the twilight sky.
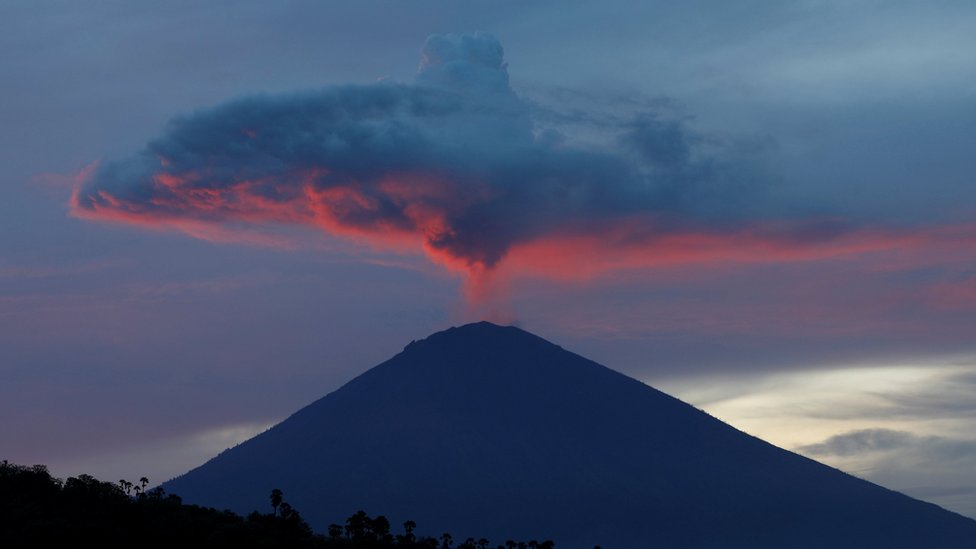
[3,0,976,518]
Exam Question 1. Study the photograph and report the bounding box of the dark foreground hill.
[164,322,976,548]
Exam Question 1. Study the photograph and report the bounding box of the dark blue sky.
[2,0,975,517]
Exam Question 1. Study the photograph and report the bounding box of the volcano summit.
[164,322,976,548]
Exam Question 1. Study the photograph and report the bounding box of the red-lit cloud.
[70,33,976,307]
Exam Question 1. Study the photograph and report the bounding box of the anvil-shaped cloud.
[71,34,968,300]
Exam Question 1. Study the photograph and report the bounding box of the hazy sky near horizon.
[2,1,976,518]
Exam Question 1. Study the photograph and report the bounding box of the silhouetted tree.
[373,514,394,543]
[345,509,370,540]
[270,488,283,516]
[397,520,418,545]
[1,460,568,548]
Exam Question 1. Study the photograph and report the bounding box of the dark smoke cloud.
[72,33,778,272]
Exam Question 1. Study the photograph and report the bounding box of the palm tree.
[398,520,417,544]
[270,488,283,516]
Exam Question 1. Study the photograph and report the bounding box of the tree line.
[0,460,571,548]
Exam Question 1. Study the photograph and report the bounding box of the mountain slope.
[164,322,976,548]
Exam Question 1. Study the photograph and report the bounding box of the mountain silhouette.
[163,322,976,548]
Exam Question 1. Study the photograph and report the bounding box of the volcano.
[163,322,976,548]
